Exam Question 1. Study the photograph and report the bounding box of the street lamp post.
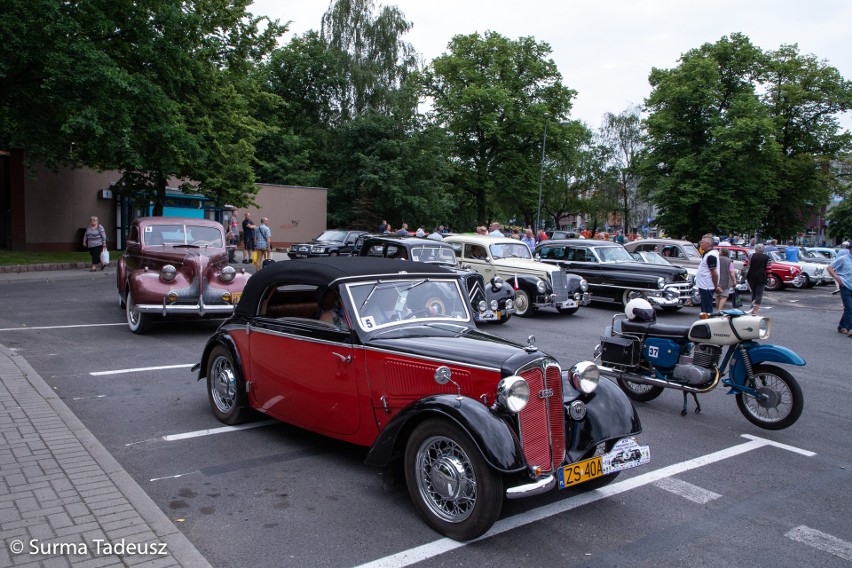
[536,113,550,232]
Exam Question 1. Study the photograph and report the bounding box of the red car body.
[725,246,803,291]
[117,217,251,333]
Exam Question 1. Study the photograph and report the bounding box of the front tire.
[207,345,249,425]
[404,419,503,541]
[793,273,808,289]
[513,289,532,317]
[616,378,665,402]
[735,364,803,430]
[765,273,782,291]
[126,289,151,334]
[622,289,643,306]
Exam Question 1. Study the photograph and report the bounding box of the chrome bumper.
[135,302,236,317]
[506,474,556,499]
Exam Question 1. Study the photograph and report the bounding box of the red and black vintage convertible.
[194,257,650,540]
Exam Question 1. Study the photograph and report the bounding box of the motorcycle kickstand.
[681,392,702,416]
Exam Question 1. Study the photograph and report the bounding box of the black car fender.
[565,378,643,463]
[364,394,527,474]
[195,329,245,383]
[506,273,550,296]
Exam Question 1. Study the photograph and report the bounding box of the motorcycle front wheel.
[616,379,665,402]
[735,364,803,430]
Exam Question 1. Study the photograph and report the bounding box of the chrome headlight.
[496,376,530,413]
[478,300,487,312]
[160,265,177,282]
[758,317,770,339]
[580,278,588,292]
[657,277,665,289]
[505,299,514,310]
[566,361,599,394]
[220,265,236,283]
[491,276,504,290]
[490,300,498,311]
[536,279,547,293]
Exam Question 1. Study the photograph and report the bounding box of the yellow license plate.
[230,293,241,305]
[558,456,603,489]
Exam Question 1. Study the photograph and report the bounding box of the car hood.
[493,257,556,274]
[368,326,547,372]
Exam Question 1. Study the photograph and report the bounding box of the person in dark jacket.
[746,243,771,315]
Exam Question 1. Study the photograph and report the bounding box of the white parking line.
[354,434,815,568]
[653,477,722,504]
[126,420,277,446]
[91,364,195,376]
[785,525,852,561]
[0,322,126,332]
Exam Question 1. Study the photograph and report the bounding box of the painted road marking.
[91,363,195,376]
[785,525,852,561]
[653,477,722,504]
[354,435,815,568]
[126,420,277,447]
[0,322,126,332]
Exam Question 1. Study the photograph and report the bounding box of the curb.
[0,262,114,273]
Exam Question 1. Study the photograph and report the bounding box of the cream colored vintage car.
[443,235,589,316]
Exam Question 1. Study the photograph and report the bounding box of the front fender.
[508,274,549,295]
[566,378,643,463]
[728,343,806,385]
[365,394,526,474]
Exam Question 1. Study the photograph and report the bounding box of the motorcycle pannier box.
[600,336,640,367]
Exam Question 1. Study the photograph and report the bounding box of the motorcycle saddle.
[621,320,691,340]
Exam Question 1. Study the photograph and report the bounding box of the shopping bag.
[251,250,258,263]
[730,290,742,309]
[100,248,110,265]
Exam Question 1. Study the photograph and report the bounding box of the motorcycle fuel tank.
[688,314,770,345]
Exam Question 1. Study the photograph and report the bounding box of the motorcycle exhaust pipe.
[596,363,719,394]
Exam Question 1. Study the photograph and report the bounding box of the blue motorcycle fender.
[364,394,527,474]
[565,378,643,464]
[728,343,806,385]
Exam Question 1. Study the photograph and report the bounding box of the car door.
[564,245,601,285]
[463,242,499,281]
[248,287,361,437]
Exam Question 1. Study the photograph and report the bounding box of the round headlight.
[496,376,530,413]
[491,276,504,289]
[505,299,513,310]
[490,300,498,311]
[568,361,599,394]
[478,300,487,312]
[657,277,665,289]
[220,265,236,283]
[580,278,588,292]
[536,279,547,293]
[758,317,770,339]
[160,265,177,282]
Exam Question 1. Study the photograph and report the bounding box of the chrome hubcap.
[415,436,476,523]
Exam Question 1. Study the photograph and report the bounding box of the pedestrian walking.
[242,212,256,264]
[82,216,108,271]
[696,236,720,313]
[255,217,272,271]
[746,243,771,315]
[227,209,240,263]
[826,242,852,336]
[521,228,536,250]
[715,247,738,310]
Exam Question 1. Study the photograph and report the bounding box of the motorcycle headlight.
[160,265,177,282]
[478,300,487,312]
[536,279,547,293]
[490,300,498,311]
[220,265,236,283]
[758,317,770,339]
[580,278,588,292]
[496,376,529,413]
[657,277,665,289]
[566,361,599,394]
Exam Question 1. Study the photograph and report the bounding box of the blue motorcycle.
[594,300,805,430]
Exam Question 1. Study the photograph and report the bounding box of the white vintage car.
[443,235,589,316]
[767,250,830,288]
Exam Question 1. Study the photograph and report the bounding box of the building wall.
[238,184,327,247]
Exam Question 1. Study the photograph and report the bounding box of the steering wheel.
[425,297,446,316]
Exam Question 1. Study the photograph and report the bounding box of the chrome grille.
[549,270,569,303]
[665,281,694,300]
[518,362,565,472]
[465,273,486,306]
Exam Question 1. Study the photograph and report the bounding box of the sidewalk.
[0,343,212,567]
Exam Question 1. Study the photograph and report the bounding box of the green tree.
[599,106,644,232]
[0,0,285,212]
[424,32,576,226]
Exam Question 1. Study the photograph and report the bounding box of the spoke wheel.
[125,290,151,334]
[616,378,665,402]
[405,419,502,541]
[207,345,248,425]
[735,364,803,430]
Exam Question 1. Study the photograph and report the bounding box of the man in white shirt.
[696,236,721,313]
[488,222,504,237]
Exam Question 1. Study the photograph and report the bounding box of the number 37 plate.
[558,437,650,489]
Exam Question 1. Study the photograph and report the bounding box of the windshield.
[638,251,672,266]
[143,224,223,247]
[316,230,349,242]
[345,278,470,331]
[410,246,457,265]
[594,246,633,262]
[490,243,532,260]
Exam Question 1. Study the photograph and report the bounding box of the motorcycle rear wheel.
[735,364,803,430]
[616,379,665,402]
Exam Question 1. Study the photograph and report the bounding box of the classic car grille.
[549,270,570,303]
[518,363,565,472]
[464,273,486,305]
[664,280,694,300]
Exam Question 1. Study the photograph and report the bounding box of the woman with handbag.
[82,216,108,272]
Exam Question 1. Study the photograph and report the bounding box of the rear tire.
[616,378,665,402]
[735,364,803,430]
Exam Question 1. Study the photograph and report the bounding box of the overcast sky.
[249,0,851,130]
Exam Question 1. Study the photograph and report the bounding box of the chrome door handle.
[332,352,351,363]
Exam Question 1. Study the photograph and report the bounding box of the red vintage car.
[117,217,251,333]
[194,257,650,540]
[724,246,804,291]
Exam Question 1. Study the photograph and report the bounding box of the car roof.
[235,257,455,316]
[539,239,618,247]
[444,235,520,245]
[364,236,452,247]
[134,216,222,227]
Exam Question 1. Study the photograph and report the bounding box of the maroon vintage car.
[195,257,650,540]
[117,217,251,333]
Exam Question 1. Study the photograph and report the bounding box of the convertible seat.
[621,320,691,340]
[266,302,318,319]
